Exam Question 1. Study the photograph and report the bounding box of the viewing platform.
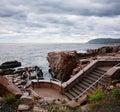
[27,57,120,101]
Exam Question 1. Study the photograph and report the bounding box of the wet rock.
[20,96,34,108]
[0,68,15,75]
[0,60,21,69]
[18,104,30,111]
[0,76,22,97]
[47,51,78,82]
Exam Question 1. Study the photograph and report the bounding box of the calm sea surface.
[0,43,108,77]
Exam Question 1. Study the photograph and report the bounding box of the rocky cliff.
[47,51,78,82]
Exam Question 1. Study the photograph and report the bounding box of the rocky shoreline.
[48,45,120,82]
[0,45,120,112]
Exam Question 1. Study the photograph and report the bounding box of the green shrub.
[61,98,67,104]
[34,96,41,100]
[3,94,16,104]
[51,107,60,112]
[110,88,120,96]
[88,87,105,102]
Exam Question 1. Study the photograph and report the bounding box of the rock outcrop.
[20,96,34,108]
[18,104,30,112]
[47,51,78,82]
[0,68,15,75]
[87,45,120,55]
[0,60,21,69]
[0,76,22,97]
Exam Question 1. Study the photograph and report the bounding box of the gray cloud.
[0,0,120,43]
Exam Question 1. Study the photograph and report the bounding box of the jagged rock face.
[87,45,120,55]
[0,76,22,97]
[47,51,78,82]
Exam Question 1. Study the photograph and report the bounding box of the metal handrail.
[62,60,98,88]
[75,73,106,100]
[115,63,120,67]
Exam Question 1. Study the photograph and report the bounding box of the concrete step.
[93,70,104,75]
[86,75,98,82]
[75,85,84,92]
[69,89,78,97]
[72,87,81,95]
[89,73,101,79]
[63,67,106,100]
[85,78,94,84]
[64,91,74,100]
[96,68,106,73]
[98,81,105,86]
[78,83,88,90]
[91,71,102,77]
[81,80,91,87]
[100,78,105,83]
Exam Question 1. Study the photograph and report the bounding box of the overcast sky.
[0,0,120,43]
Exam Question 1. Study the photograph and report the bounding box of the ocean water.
[0,43,108,77]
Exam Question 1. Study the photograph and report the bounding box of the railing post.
[61,82,63,92]
[50,78,52,87]
[37,78,39,88]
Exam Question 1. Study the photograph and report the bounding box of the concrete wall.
[31,82,63,92]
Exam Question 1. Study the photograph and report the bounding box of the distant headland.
[87,38,120,44]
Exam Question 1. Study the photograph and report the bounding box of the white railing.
[31,77,62,87]
[75,73,106,100]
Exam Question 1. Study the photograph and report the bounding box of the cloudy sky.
[0,0,120,43]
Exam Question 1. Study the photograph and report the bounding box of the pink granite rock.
[0,76,22,97]
[67,100,79,109]
[18,104,30,111]
[47,51,78,82]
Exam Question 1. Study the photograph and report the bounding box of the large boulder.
[18,104,30,111]
[47,51,78,82]
[0,76,22,97]
[0,60,21,69]
[20,96,34,107]
[66,100,79,109]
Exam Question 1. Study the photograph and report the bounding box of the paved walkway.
[33,88,65,99]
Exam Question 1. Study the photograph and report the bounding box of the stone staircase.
[64,68,106,100]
